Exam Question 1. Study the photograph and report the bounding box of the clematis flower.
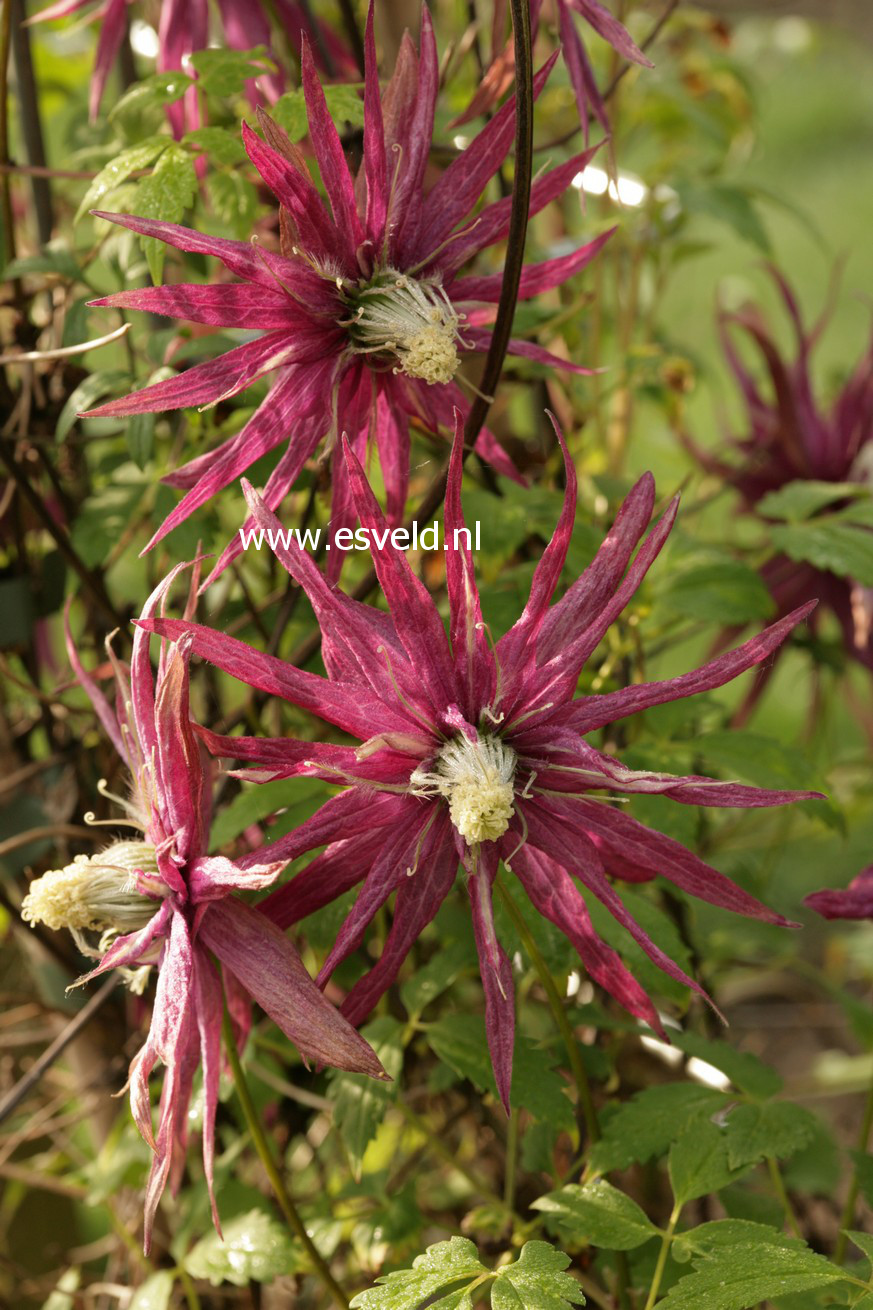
[82,5,609,585]
[21,565,383,1249]
[693,266,873,676]
[455,0,652,139]
[29,0,352,127]
[805,864,873,921]
[139,417,820,1107]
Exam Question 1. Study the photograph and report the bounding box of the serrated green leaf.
[329,1017,403,1179]
[670,1120,749,1207]
[3,243,81,281]
[209,778,324,850]
[57,370,129,441]
[132,143,197,281]
[669,1032,783,1099]
[271,90,309,141]
[845,1230,873,1262]
[324,84,365,129]
[725,1102,817,1169]
[758,480,870,522]
[110,71,195,122]
[183,125,248,165]
[532,1180,659,1250]
[770,518,873,586]
[349,1236,488,1310]
[183,1210,297,1286]
[400,937,473,1017]
[126,412,155,469]
[129,1271,174,1310]
[492,1241,585,1310]
[207,170,259,236]
[677,1218,804,1257]
[849,1148,873,1208]
[693,730,823,801]
[658,1241,846,1309]
[76,137,169,223]
[590,1083,728,1174]
[659,559,775,624]
[190,45,275,97]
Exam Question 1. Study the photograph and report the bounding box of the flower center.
[21,840,162,937]
[343,272,462,385]
[411,733,517,844]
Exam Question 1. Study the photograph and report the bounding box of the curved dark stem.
[0,0,17,278]
[337,0,365,76]
[299,0,338,78]
[9,0,53,244]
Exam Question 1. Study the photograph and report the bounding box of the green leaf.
[324,84,365,129]
[271,90,309,141]
[132,143,198,281]
[206,170,259,236]
[532,1180,659,1250]
[349,1236,488,1310]
[758,480,870,522]
[658,1241,847,1309]
[110,71,195,122]
[129,1272,175,1310]
[75,137,169,223]
[849,1148,873,1208]
[491,1241,585,1309]
[669,1120,749,1207]
[675,182,771,252]
[724,1102,818,1169]
[57,370,129,441]
[400,938,473,1017]
[209,778,325,851]
[693,730,822,800]
[675,1218,804,1258]
[846,1230,873,1262]
[669,1032,783,1100]
[658,559,774,625]
[328,1017,403,1179]
[590,1083,728,1174]
[183,1210,297,1286]
[190,45,275,97]
[183,125,248,165]
[770,517,873,586]
[126,412,155,469]
[3,243,82,281]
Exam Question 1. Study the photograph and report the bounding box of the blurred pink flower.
[806,864,873,921]
[141,418,820,1108]
[83,7,609,585]
[22,565,383,1250]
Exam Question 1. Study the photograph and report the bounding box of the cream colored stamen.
[410,733,517,844]
[344,273,463,385]
[22,841,161,936]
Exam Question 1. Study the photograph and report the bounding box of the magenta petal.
[89,283,309,331]
[300,42,363,258]
[571,0,653,66]
[466,847,515,1112]
[806,865,873,920]
[362,2,388,242]
[451,228,615,304]
[199,898,386,1077]
[444,414,495,713]
[193,950,223,1236]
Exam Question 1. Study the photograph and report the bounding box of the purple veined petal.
[135,615,415,742]
[403,375,524,485]
[87,283,312,331]
[415,52,559,262]
[63,600,130,766]
[535,472,656,663]
[343,438,460,713]
[464,328,599,376]
[506,841,663,1032]
[520,799,716,1008]
[516,493,679,718]
[444,413,496,716]
[193,948,223,1236]
[188,852,286,904]
[300,42,364,258]
[362,2,388,243]
[497,415,577,673]
[570,0,653,66]
[450,227,615,305]
[466,845,515,1113]
[558,601,818,734]
[806,865,873,920]
[199,897,387,1078]
[341,814,458,1027]
[157,0,207,137]
[195,727,419,790]
[82,331,304,420]
[274,0,359,77]
[27,0,94,20]
[550,795,796,926]
[389,5,440,264]
[239,121,349,271]
[558,0,607,142]
[152,634,207,865]
[141,361,336,554]
[373,381,411,527]
[315,806,437,986]
[439,144,604,277]
[244,787,414,871]
[74,900,172,987]
[89,0,129,122]
[89,209,308,293]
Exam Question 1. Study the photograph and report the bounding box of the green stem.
[177,1268,202,1310]
[495,879,600,1145]
[0,0,17,275]
[835,1060,873,1264]
[644,1204,681,1310]
[504,1105,519,1211]
[767,1156,802,1240]
[221,1002,350,1310]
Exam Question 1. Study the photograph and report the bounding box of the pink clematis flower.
[82,6,609,585]
[805,863,873,921]
[30,0,352,127]
[140,418,820,1107]
[21,565,383,1250]
[693,266,873,676]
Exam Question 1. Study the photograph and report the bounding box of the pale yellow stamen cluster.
[344,272,462,385]
[22,841,160,936]
[411,733,517,845]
